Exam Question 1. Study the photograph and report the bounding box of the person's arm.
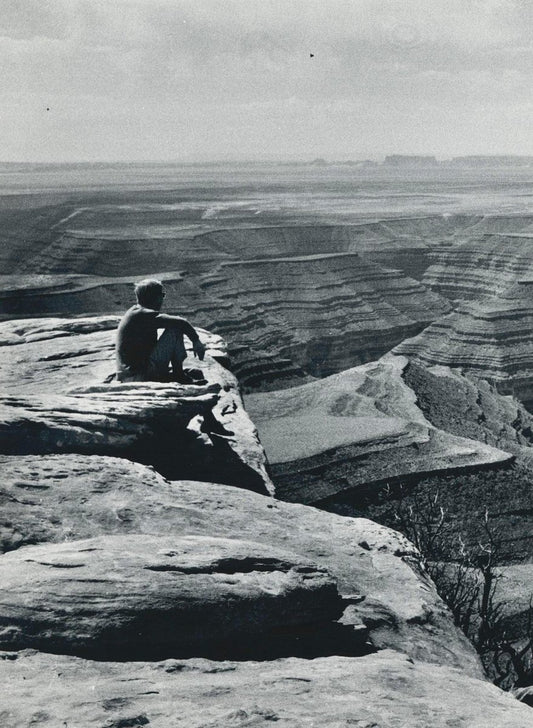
[155,313,205,359]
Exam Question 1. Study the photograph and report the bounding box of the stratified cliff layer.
[0,254,450,391]
[395,281,533,405]
[6,212,530,392]
[199,253,450,386]
[423,222,533,300]
[4,214,482,278]
[1,213,476,391]
[246,353,512,505]
[5,210,533,392]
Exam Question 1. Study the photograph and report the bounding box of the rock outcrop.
[6,210,533,392]
[0,454,480,670]
[4,214,484,278]
[3,193,533,723]
[2,215,472,390]
[16,213,533,393]
[353,359,533,565]
[245,353,512,505]
[0,316,272,494]
[247,349,533,563]
[395,280,533,406]
[2,648,532,728]
[0,533,342,660]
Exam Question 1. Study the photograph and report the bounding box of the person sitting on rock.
[116,278,206,384]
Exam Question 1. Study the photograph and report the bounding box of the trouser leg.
[147,328,186,380]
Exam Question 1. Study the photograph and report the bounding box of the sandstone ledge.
[245,354,512,504]
[0,316,273,495]
[0,454,482,674]
[0,648,531,728]
[0,534,342,660]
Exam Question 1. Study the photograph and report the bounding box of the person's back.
[115,278,205,383]
[116,304,162,379]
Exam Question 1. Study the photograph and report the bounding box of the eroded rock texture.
[0,255,450,390]
[349,359,533,567]
[0,316,272,494]
[245,353,512,505]
[2,649,532,728]
[0,454,481,672]
[0,534,342,660]
[396,281,533,406]
[199,253,450,386]
[5,213,533,391]
[3,215,481,278]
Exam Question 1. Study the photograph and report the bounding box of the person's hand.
[193,339,206,361]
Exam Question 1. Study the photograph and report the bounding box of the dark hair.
[134,279,164,307]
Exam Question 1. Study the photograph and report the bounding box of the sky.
[1,0,532,162]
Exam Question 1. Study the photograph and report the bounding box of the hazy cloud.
[1,0,531,160]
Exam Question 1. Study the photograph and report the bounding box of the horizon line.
[1,153,533,167]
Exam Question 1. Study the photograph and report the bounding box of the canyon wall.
[5,212,533,392]
[0,255,450,391]
[423,223,533,300]
[395,280,533,406]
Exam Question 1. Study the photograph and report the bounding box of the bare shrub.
[381,484,533,690]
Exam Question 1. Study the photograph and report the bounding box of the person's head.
[134,278,165,310]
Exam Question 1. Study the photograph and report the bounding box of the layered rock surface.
[0,533,342,660]
[245,353,512,505]
[199,253,450,386]
[0,254,450,390]
[1,214,467,390]
[0,454,480,670]
[395,281,533,405]
[5,211,533,392]
[4,213,482,278]
[3,204,533,719]
[247,349,533,562]
[2,648,532,728]
[423,221,533,300]
[0,316,272,493]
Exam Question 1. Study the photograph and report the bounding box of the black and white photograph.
[1,0,533,725]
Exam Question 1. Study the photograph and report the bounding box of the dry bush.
[383,484,533,690]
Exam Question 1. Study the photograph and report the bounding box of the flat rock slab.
[0,454,482,675]
[1,648,532,728]
[0,534,342,660]
[0,316,273,494]
[245,354,512,503]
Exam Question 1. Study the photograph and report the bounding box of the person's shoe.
[174,372,205,385]
[184,368,208,384]
[176,368,208,385]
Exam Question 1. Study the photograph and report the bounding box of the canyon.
[2,174,533,724]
